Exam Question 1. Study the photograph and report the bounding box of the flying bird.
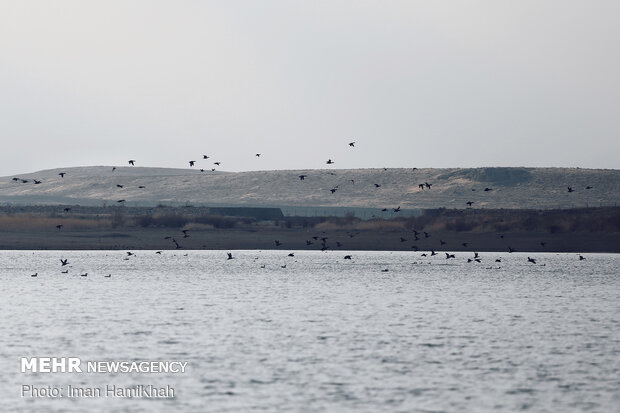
[344,255,352,259]
[348,142,355,147]
[128,160,135,166]
[298,175,307,180]
[227,252,234,260]
[255,153,261,157]
[60,259,68,266]
[189,161,196,167]
[527,257,537,264]
[274,240,282,247]
[203,155,210,159]
[445,253,455,259]
[326,159,334,164]
[466,201,473,207]
[58,172,66,178]
[214,162,221,166]
[374,184,381,188]
[567,187,574,193]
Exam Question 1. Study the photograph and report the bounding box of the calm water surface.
[0,250,618,412]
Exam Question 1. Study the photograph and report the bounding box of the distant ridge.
[1,166,618,210]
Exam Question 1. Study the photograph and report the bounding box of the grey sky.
[1,0,618,177]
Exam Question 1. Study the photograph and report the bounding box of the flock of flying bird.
[7,140,594,276]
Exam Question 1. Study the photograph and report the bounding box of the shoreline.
[1,228,618,253]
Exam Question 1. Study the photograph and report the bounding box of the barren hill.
[1,166,618,210]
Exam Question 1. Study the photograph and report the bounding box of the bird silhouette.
[227,252,234,260]
[484,187,493,192]
[430,250,437,256]
[425,182,432,189]
[61,270,69,274]
[189,161,195,167]
[116,184,124,188]
[298,175,307,180]
[33,180,42,184]
[585,186,593,190]
[527,257,537,264]
[255,153,261,157]
[214,162,221,166]
[567,187,574,192]
[117,200,125,203]
[326,159,334,164]
[344,255,352,259]
[56,224,63,230]
[104,274,111,278]
[80,273,88,277]
[466,201,473,207]
[330,188,337,194]
[58,172,66,178]
[128,160,135,166]
[203,155,210,159]
[288,253,294,257]
[418,183,424,190]
[393,206,401,212]
[374,184,381,188]
[445,253,455,259]
[578,254,586,261]
[64,208,71,212]
[274,240,282,247]
[31,272,38,277]
[60,259,68,266]
[349,142,355,147]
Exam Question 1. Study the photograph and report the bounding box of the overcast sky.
[1,0,618,177]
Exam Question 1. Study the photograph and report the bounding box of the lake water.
[0,250,618,412]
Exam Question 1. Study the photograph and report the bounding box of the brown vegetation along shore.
[0,206,618,252]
